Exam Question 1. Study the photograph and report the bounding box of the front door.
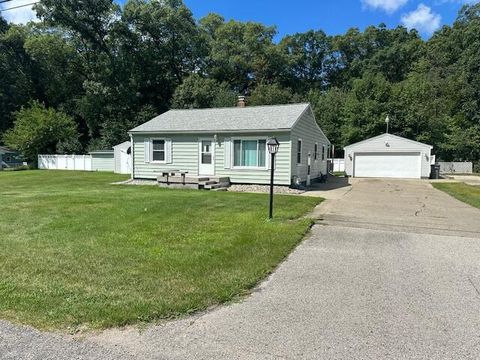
[198,139,215,175]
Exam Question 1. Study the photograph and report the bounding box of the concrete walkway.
[2,179,480,359]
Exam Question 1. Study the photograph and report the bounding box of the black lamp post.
[267,137,280,219]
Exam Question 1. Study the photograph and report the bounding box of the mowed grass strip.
[433,182,480,209]
[0,171,321,330]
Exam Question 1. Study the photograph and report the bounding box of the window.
[322,145,325,161]
[201,140,212,164]
[297,140,302,164]
[314,143,318,161]
[233,139,266,167]
[152,139,165,162]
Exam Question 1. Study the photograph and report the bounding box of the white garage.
[344,134,433,179]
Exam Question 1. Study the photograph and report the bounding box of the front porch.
[157,170,230,191]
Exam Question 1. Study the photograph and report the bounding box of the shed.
[113,141,132,174]
[89,150,114,172]
[344,134,433,179]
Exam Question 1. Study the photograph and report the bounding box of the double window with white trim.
[232,139,267,168]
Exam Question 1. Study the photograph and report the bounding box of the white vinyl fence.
[329,158,345,172]
[437,161,473,174]
[38,155,92,171]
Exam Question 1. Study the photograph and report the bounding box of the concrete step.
[205,182,231,190]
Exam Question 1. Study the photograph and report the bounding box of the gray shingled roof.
[129,103,310,133]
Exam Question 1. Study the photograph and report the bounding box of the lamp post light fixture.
[267,137,280,219]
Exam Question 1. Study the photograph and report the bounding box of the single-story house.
[344,134,433,179]
[113,141,132,174]
[128,103,330,186]
[0,146,23,168]
[89,150,115,172]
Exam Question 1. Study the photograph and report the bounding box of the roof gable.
[129,103,311,133]
[344,133,432,149]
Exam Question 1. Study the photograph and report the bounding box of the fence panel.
[438,162,473,174]
[329,158,345,172]
[38,155,92,171]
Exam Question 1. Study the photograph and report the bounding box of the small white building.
[113,141,132,174]
[89,150,115,172]
[344,134,433,179]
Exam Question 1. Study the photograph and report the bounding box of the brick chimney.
[237,95,246,108]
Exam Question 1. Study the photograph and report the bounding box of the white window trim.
[231,137,268,170]
[297,139,303,165]
[150,138,167,164]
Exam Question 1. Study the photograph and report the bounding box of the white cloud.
[401,3,442,34]
[0,0,39,25]
[362,0,409,13]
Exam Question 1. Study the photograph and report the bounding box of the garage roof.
[344,134,433,150]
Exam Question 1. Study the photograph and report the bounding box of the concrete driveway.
[2,179,480,359]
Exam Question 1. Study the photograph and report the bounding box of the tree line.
[1,0,479,164]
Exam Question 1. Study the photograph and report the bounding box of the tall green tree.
[3,102,80,162]
[172,74,236,109]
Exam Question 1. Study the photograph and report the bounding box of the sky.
[0,0,478,38]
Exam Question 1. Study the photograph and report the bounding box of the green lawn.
[0,171,321,330]
[433,182,480,209]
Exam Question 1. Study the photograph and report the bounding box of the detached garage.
[344,134,433,179]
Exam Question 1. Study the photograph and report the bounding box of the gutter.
[128,128,292,135]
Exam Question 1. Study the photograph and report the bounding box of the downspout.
[130,134,135,180]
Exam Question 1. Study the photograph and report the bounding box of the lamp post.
[385,115,390,134]
[267,138,280,219]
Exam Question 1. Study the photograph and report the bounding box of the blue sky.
[1,0,477,38]
[178,0,470,38]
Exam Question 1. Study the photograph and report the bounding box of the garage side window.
[322,145,325,161]
[297,140,302,164]
[314,143,318,161]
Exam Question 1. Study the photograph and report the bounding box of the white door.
[198,139,215,175]
[354,152,421,179]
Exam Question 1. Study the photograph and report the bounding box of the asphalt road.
[2,179,480,359]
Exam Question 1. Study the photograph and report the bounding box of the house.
[113,141,132,174]
[344,134,433,179]
[0,146,23,168]
[128,103,330,186]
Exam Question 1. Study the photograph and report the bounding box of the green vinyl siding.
[132,132,292,185]
[91,154,114,172]
[133,134,199,179]
[291,107,330,182]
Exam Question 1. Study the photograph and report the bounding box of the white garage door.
[354,152,421,179]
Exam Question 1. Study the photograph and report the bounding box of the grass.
[433,182,480,209]
[0,170,321,331]
[330,171,346,177]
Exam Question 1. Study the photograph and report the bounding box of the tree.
[204,18,286,91]
[172,74,236,109]
[248,83,295,106]
[0,26,37,136]
[280,30,335,92]
[3,102,80,162]
[0,16,8,33]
